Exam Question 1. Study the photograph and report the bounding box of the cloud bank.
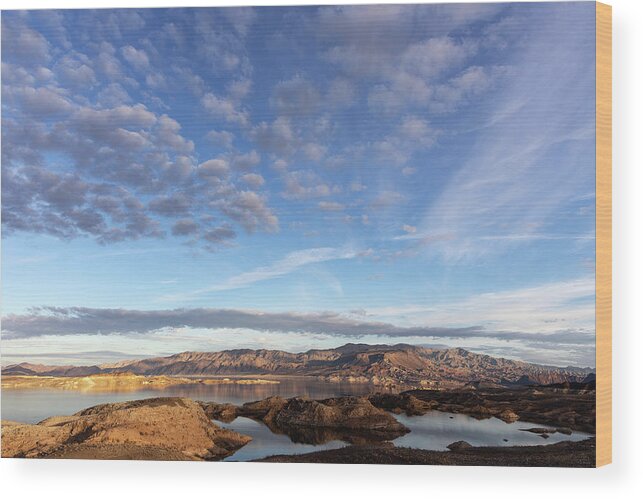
[2,306,594,346]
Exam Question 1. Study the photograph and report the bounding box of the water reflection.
[1,377,381,424]
[1,381,592,463]
[220,417,347,462]
[392,412,592,450]
[219,411,592,461]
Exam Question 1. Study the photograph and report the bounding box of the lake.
[1,379,591,461]
[0,377,381,423]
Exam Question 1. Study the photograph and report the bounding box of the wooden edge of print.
[595,1,612,468]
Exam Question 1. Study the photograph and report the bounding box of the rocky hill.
[2,343,593,388]
[1,397,250,460]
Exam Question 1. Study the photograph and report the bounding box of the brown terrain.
[1,397,250,460]
[1,378,595,464]
[369,380,596,433]
[1,344,595,465]
[202,395,410,445]
[1,343,594,388]
[257,438,596,467]
[1,373,278,391]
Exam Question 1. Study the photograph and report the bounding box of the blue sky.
[1,3,597,367]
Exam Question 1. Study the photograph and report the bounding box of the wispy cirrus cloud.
[364,277,595,335]
[161,246,361,301]
[416,4,596,261]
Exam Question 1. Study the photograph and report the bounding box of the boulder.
[198,402,239,423]
[496,409,520,423]
[447,440,473,451]
[368,393,434,416]
[271,396,408,433]
[1,397,251,460]
[237,395,410,443]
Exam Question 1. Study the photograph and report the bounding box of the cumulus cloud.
[217,191,278,233]
[240,173,265,188]
[318,201,345,212]
[326,78,356,108]
[251,117,297,157]
[1,22,51,64]
[198,158,230,178]
[120,45,150,71]
[282,170,338,200]
[370,191,406,208]
[2,94,277,246]
[201,92,249,126]
[203,224,236,244]
[4,86,74,116]
[402,36,477,80]
[270,76,321,116]
[55,52,97,89]
[231,150,260,170]
[206,130,234,148]
[171,219,199,236]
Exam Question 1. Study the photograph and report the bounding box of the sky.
[1,3,597,367]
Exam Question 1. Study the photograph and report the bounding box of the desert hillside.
[2,344,594,388]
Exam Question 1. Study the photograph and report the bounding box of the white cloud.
[6,86,74,116]
[370,190,406,208]
[368,278,595,337]
[318,201,345,212]
[198,158,230,178]
[164,246,360,299]
[282,170,338,200]
[201,93,249,126]
[251,117,297,156]
[206,130,234,149]
[327,78,356,108]
[240,173,265,188]
[120,45,150,71]
[270,76,320,116]
[402,36,477,79]
[231,150,261,170]
[418,16,595,260]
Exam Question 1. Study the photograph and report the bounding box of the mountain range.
[1,343,594,388]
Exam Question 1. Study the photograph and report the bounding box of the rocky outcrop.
[404,385,596,433]
[368,393,435,415]
[265,397,407,432]
[1,397,251,460]
[198,402,239,423]
[249,396,410,444]
[198,395,411,444]
[257,438,596,467]
[447,441,473,451]
[2,343,594,388]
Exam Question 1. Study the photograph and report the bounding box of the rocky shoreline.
[1,397,250,460]
[1,381,595,465]
[1,373,279,391]
[257,438,596,467]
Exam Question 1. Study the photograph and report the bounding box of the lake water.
[1,377,378,424]
[1,379,592,461]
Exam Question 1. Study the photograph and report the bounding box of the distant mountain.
[2,343,594,387]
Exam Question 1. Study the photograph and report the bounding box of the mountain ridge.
[2,343,593,388]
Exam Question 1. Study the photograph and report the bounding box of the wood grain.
[595,1,612,468]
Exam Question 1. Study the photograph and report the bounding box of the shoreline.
[1,390,595,465]
[256,439,596,467]
[1,374,280,391]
